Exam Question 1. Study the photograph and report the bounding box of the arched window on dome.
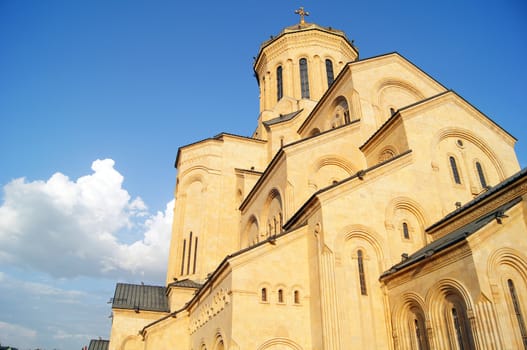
[326,59,334,87]
[278,289,284,303]
[299,58,310,99]
[261,287,268,302]
[276,66,283,101]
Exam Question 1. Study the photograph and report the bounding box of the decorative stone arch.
[373,78,426,126]
[329,95,351,127]
[488,248,527,283]
[257,338,303,350]
[488,248,527,348]
[241,214,259,247]
[385,196,430,244]
[377,145,398,163]
[258,281,272,303]
[425,278,476,349]
[391,292,430,350]
[262,188,284,235]
[337,224,387,271]
[212,329,226,350]
[308,127,321,137]
[309,155,354,189]
[118,335,142,350]
[432,127,506,180]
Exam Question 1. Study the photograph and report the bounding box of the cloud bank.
[0,159,174,280]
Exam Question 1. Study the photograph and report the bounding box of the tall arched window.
[475,162,488,188]
[276,66,283,101]
[449,156,461,184]
[326,59,334,87]
[402,222,410,239]
[508,279,527,348]
[294,290,300,304]
[278,289,284,303]
[446,294,475,350]
[357,250,367,295]
[180,239,186,275]
[299,58,310,98]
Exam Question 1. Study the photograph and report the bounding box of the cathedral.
[107,9,527,350]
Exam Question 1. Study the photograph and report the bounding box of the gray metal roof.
[381,196,522,279]
[88,340,109,350]
[112,283,169,312]
[262,110,303,126]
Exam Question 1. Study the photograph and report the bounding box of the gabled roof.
[112,283,169,312]
[88,339,109,350]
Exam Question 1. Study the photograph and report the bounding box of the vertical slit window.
[294,290,300,304]
[193,236,198,274]
[403,222,410,239]
[414,319,423,350]
[450,156,461,184]
[357,250,367,295]
[277,66,283,101]
[326,59,334,87]
[452,308,466,350]
[299,58,310,99]
[508,279,527,348]
[278,289,284,303]
[187,232,193,275]
[180,239,186,275]
[476,162,488,188]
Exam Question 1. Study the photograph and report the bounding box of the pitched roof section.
[88,340,109,350]
[167,278,203,289]
[263,110,303,127]
[112,283,169,312]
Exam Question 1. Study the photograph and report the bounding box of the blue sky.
[0,1,526,349]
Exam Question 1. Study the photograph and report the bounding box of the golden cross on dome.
[294,7,309,25]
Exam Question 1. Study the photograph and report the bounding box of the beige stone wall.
[109,309,167,350]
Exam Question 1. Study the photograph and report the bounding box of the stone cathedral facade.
[108,12,527,350]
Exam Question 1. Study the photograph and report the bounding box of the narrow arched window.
[299,58,310,99]
[449,156,461,184]
[278,289,284,303]
[325,59,334,87]
[508,279,527,348]
[294,290,300,304]
[357,250,367,295]
[261,288,267,302]
[475,162,488,188]
[403,222,410,239]
[414,319,423,350]
[276,66,283,101]
[279,212,283,231]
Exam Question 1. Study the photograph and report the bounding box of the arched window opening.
[276,66,283,101]
[326,59,334,87]
[299,58,310,99]
[294,290,300,304]
[445,295,475,350]
[449,156,461,184]
[357,250,367,295]
[261,288,267,302]
[278,289,284,303]
[475,162,488,189]
[279,213,283,231]
[403,222,410,239]
[508,279,527,348]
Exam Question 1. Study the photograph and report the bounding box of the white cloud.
[0,159,173,280]
[0,321,37,348]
